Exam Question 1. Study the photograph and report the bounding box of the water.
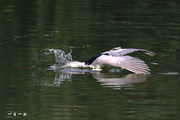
[40,49,72,64]
[0,0,180,120]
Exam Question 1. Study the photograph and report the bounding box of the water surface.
[0,0,180,120]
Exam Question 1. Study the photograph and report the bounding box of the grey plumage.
[65,47,155,74]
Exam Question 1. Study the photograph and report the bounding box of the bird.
[63,47,155,74]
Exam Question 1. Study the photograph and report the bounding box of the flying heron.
[64,47,155,74]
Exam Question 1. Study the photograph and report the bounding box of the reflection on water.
[34,67,148,89]
[93,73,147,90]
[34,66,147,90]
[35,70,72,87]
[158,72,179,75]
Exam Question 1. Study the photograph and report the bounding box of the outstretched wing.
[92,55,150,74]
[102,48,155,56]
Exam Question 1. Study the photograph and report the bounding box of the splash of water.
[41,49,72,64]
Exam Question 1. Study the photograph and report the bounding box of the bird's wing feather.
[93,55,150,74]
[103,48,155,56]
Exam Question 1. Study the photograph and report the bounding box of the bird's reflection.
[92,73,147,90]
[36,64,147,89]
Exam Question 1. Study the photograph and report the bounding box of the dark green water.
[0,0,180,120]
